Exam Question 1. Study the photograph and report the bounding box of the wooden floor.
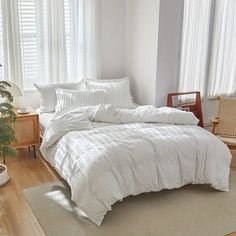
[0,147,61,236]
[0,148,236,236]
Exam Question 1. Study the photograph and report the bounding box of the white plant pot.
[0,164,10,187]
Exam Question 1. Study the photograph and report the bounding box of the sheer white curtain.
[81,0,98,79]
[208,0,236,98]
[179,0,236,99]
[178,0,212,97]
[43,0,97,83]
[1,0,23,89]
[67,0,97,81]
[44,0,67,83]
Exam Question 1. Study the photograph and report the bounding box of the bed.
[39,104,232,225]
[36,78,232,225]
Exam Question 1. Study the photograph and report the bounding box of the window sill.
[24,88,37,93]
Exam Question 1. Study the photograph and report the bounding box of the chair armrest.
[211,118,219,135]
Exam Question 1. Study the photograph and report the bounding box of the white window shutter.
[18,0,43,89]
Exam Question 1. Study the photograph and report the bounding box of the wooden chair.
[167,91,204,128]
[211,97,236,149]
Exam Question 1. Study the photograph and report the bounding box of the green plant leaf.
[0,80,11,87]
[0,102,14,110]
[0,109,16,123]
[2,146,17,158]
[0,80,17,161]
[0,90,13,102]
[0,125,17,145]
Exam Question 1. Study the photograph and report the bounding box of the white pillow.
[55,88,106,114]
[34,81,82,112]
[81,77,135,108]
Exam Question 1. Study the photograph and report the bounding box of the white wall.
[97,0,217,125]
[24,90,39,108]
[202,100,217,125]
[96,0,127,79]
[155,0,184,107]
[126,0,160,105]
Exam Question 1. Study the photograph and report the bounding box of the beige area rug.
[23,171,236,236]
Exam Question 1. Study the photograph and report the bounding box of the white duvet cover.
[40,105,232,225]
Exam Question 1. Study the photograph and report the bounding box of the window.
[0,0,96,89]
[179,0,236,99]
[18,0,43,89]
[0,0,93,89]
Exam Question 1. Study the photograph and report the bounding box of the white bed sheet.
[36,108,55,136]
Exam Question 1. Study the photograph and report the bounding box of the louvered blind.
[0,2,4,80]
[64,0,71,79]
[18,0,42,89]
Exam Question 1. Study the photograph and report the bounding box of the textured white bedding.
[36,109,54,136]
[40,105,232,225]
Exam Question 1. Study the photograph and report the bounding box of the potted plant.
[0,64,17,186]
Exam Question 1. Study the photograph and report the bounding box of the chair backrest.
[216,97,236,137]
[167,91,204,128]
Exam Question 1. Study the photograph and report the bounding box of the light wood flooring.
[0,147,60,236]
[0,147,236,236]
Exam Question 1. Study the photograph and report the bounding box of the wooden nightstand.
[12,107,40,158]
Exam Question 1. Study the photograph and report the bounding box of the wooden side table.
[11,107,40,159]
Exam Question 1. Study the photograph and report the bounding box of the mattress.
[36,109,54,136]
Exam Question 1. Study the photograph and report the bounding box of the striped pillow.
[82,77,135,108]
[55,88,106,114]
[34,81,82,112]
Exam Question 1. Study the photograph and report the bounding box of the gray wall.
[125,0,160,105]
[155,0,184,107]
[97,0,127,79]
